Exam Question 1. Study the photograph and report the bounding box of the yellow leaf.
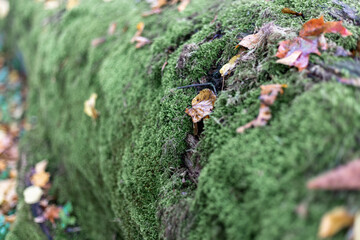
[219,54,241,77]
[84,93,99,119]
[67,0,79,10]
[31,171,50,187]
[185,89,216,123]
[318,207,354,239]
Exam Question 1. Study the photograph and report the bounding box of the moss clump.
[3,0,360,239]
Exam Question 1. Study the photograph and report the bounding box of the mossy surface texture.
[3,0,360,239]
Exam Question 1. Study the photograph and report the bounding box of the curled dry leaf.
[31,171,50,187]
[276,37,320,71]
[318,207,354,239]
[23,185,43,204]
[307,159,360,190]
[237,84,287,133]
[237,33,261,50]
[44,205,61,224]
[4,215,16,223]
[84,93,99,119]
[0,0,10,19]
[66,0,79,10]
[281,8,304,18]
[185,89,216,123]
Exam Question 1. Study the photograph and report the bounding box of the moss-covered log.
[3,0,360,239]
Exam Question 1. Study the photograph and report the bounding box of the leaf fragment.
[237,33,261,49]
[318,207,354,239]
[307,159,360,190]
[107,22,117,36]
[299,15,352,37]
[185,89,216,123]
[236,84,287,133]
[84,93,99,119]
[178,0,190,12]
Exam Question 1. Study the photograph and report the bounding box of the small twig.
[177,83,217,95]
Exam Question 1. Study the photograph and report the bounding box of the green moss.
[3,0,360,239]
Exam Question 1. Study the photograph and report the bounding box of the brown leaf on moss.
[237,33,261,50]
[307,159,360,190]
[185,89,216,123]
[31,171,50,188]
[236,84,287,133]
[44,205,61,224]
[91,37,107,47]
[276,37,320,71]
[84,93,99,119]
[318,207,354,239]
[276,16,352,71]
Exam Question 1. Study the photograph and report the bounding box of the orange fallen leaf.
[151,0,167,9]
[178,0,190,12]
[337,77,360,87]
[318,207,354,239]
[84,93,99,119]
[281,8,303,18]
[44,205,61,224]
[299,16,352,37]
[185,89,216,123]
[237,84,287,133]
[31,171,50,187]
[276,16,352,71]
[307,159,360,190]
